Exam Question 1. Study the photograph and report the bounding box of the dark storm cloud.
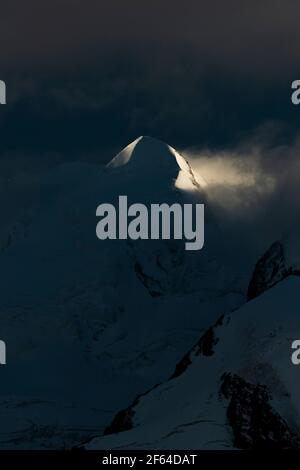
[1,0,300,162]
[1,0,300,76]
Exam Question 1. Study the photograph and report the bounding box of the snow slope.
[86,275,300,450]
[0,136,248,448]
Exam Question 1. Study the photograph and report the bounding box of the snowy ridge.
[107,136,207,191]
[85,276,300,450]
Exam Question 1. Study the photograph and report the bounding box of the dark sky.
[1,0,300,163]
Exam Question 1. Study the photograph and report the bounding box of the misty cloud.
[186,128,300,264]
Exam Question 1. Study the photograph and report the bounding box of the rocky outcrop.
[134,261,164,297]
[103,399,137,435]
[220,372,299,449]
[103,384,160,436]
[247,239,300,301]
[170,314,225,379]
[247,241,289,300]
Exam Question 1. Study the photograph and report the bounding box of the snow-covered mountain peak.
[107,136,206,191]
[107,136,179,169]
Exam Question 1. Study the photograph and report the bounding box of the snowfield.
[85,276,300,450]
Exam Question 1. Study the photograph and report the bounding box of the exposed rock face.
[133,261,163,297]
[103,400,136,435]
[220,373,299,449]
[247,241,288,300]
[104,384,160,436]
[170,314,225,379]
